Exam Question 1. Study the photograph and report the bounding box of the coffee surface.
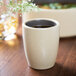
[31,25,53,28]
[26,20,56,28]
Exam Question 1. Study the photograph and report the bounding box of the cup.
[22,18,60,70]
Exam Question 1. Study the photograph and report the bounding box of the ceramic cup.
[22,18,60,70]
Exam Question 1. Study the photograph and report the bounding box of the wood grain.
[0,36,76,76]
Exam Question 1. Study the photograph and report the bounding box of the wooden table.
[0,36,76,76]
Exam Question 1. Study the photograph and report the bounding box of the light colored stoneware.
[22,18,60,70]
[23,9,76,37]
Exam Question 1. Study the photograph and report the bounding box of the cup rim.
[23,18,59,30]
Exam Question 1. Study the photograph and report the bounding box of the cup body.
[22,18,60,70]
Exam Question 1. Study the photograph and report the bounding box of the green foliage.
[43,3,76,9]
[0,0,3,6]
[8,0,38,13]
[0,0,38,13]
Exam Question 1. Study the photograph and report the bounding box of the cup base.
[29,63,55,70]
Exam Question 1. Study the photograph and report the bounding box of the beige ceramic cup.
[22,18,60,70]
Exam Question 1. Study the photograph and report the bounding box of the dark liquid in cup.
[26,20,56,28]
[31,25,53,28]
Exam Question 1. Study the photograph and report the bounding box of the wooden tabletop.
[0,36,76,76]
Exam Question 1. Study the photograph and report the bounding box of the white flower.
[7,0,39,13]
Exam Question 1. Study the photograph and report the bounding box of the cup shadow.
[25,63,76,76]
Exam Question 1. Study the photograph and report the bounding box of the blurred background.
[34,0,76,4]
[0,1,76,76]
[0,0,76,42]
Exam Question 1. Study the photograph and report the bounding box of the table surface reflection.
[0,36,76,76]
